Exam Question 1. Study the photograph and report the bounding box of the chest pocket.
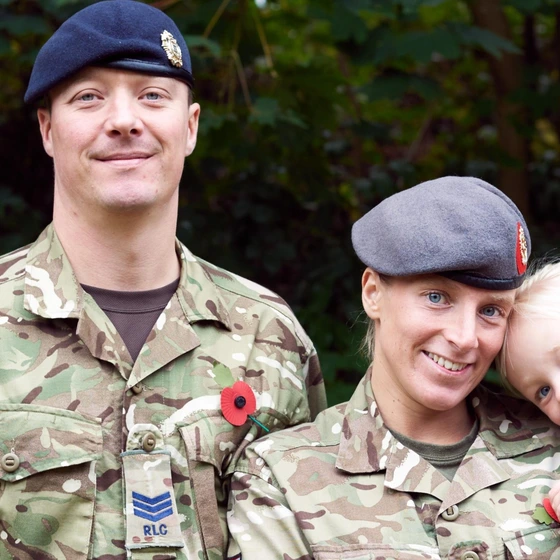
[178,410,285,558]
[504,526,560,559]
[311,544,440,560]
[0,404,102,559]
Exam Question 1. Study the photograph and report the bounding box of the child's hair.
[497,261,560,394]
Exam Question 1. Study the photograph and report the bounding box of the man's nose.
[104,94,143,137]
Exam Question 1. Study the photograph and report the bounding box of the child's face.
[506,315,560,424]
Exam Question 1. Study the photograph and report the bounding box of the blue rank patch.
[132,491,174,522]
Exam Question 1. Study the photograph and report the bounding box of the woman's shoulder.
[234,401,348,477]
[472,384,560,451]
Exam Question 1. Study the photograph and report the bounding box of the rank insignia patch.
[161,30,183,67]
[132,491,173,522]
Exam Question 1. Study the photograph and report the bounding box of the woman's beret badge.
[516,222,528,275]
[160,30,183,68]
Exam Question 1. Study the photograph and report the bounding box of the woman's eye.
[481,306,499,317]
[427,293,442,304]
[538,386,551,399]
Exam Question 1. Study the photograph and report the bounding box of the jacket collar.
[23,223,231,330]
[336,369,545,476]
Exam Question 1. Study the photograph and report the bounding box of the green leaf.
[183,35,221,57]
[362,74,441,101]
[454,24,521,58]
[280,109,307,129]
[400,0,449,15]
[0,36,10,55]
[374,28,462,64]
[505,0,544,15]
[0,15,50,35]
[249,97,280,126]
[212,362,235,388]
[533,505,554,526]
[331,3,368,43]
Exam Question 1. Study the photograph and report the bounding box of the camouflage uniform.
[228,371,560,560]
[0,224,326,560]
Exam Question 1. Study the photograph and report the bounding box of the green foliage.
[2,0,560,405]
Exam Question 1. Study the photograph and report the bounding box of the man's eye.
[145,92,161,100]
[79,93,96,102]
[539,386,551,399]
[427,293,442,304]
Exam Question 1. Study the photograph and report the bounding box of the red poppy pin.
[219,379,270,432]
[221,381,257,426]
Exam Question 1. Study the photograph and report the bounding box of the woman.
[226,176,560,559]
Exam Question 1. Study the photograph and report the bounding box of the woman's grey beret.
[25,0,193,105]
[351,176,530,290]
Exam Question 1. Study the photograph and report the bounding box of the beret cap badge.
[161,30,183,68]
[516,222,528,275]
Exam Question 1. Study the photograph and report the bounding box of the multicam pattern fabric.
[0,224,326,560]
[228,372,560,560]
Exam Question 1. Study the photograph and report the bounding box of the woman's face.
[362,270,516,418]
[505,316,560,425]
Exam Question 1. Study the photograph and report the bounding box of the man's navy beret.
[351,176,531,290]
[25,0,193,104]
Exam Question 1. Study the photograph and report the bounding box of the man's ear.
[37,108,54,157]
[184,102,200,158]
[362,268,384,321]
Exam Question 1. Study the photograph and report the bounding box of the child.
[498,261,560,521]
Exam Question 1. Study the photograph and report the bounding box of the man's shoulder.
[191,252,290,310]
[0,243,33,317]
[185,249,312,343]
[0,244,31,283]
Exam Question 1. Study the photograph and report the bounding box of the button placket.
[441,505,459,521]
[131,383,143,395]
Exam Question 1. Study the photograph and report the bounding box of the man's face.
[37,67,199,216]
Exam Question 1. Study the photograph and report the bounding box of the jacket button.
[142,433,157,452]
[1,452,20,473]
[131,383,143,395]
[461,552,479,560]
[441,505,459,521]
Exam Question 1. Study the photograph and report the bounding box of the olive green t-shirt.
[391,419,479,481]
[82,278,179,362]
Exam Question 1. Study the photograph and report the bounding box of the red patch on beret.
[516,222,528,275]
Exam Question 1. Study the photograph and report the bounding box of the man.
[0,2,326,559]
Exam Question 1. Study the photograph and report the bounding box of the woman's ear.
[362,268,383,321]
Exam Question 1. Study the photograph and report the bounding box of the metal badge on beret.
[161,30,182,67]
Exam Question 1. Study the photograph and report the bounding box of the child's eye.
[427,292,443,304]
[538,386,551,399]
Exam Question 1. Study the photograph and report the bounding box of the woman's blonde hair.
[497,260,560,393]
